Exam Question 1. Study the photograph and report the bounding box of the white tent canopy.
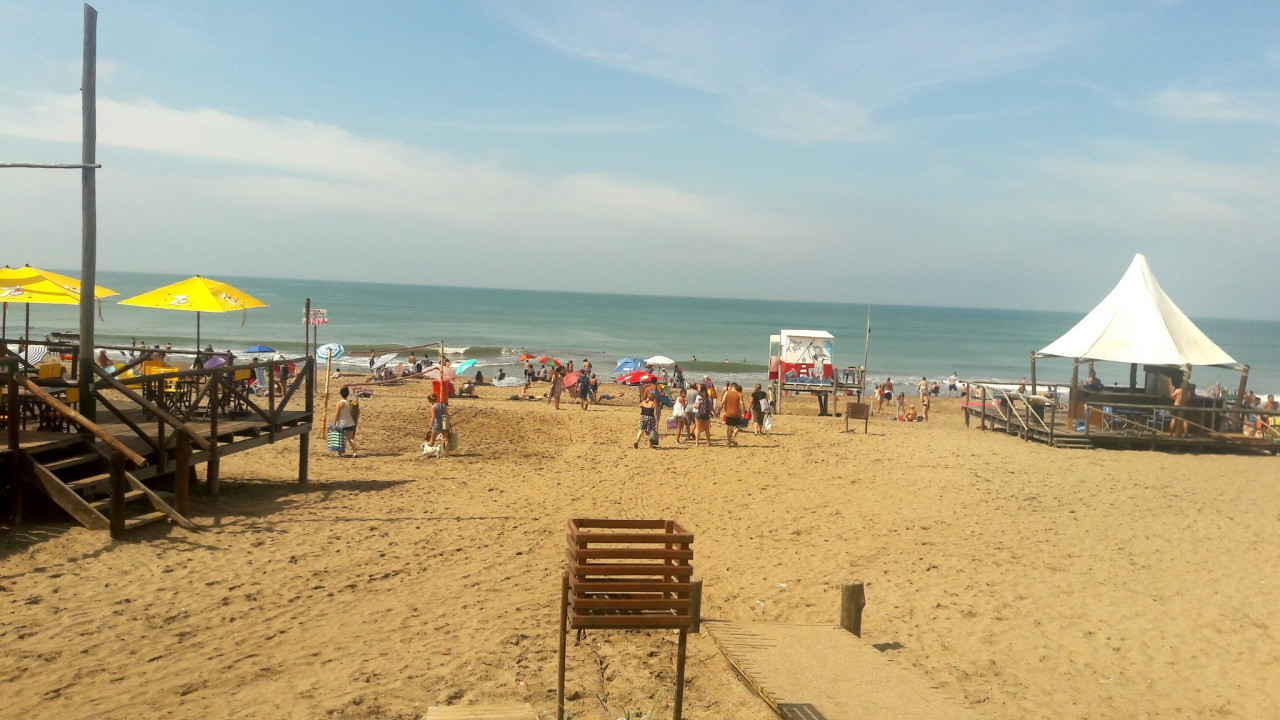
[1037,254,1239,368]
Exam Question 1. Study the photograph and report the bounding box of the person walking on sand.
[947,371,959,397]
[578,369,592,410]
[334,386,359,458]
[693,385,713,446]
[672,392,689,443]
[426,392,449,456]
[548,368,565,410]
[634,391,659,449]
[918,377,928,400]
[750,383,769,435]
[720,382,744,447]
[877,378,894,413]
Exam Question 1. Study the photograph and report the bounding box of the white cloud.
[0,93,819,265]
[1142,88,1280,123]
[490,2,1097,143]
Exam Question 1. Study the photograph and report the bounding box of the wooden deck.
[706,621,978,720]
[963,399,1279,454]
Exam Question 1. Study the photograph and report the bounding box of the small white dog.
[421,438,444,458]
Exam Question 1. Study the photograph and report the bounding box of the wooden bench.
[557,518,699,720]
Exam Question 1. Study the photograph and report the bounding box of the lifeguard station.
[768,330,864,416]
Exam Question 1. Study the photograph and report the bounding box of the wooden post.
[156,415,166,475]
[300,357,312,484]
[556,571,569,720]
[980,386,987,430]
[208,380,220,496]
[175,432,190,516]
[1029,353,1037,397]
[1129,363,1138,390]
[77,4,99,423]
[6,375,18,452]
[841,580,866,636]
[1234,365,1250,433]
[689,578,703,633]
[1070,360,1080,422]
[673,628,688,720]
[108,451,126,539]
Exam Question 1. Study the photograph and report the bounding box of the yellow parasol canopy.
[118,276,268,352]
[0,264,117,300]
[118,275,266,313]
[1,265,118,350]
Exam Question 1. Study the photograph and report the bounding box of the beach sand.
[2,381,1278,719]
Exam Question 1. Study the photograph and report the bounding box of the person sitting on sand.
[905,404,918,422]
[96,349,112,367]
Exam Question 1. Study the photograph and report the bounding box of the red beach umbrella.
[562,371,582,386]
[616,370,656,384]
[538,356,561,366]
[518,353,535,361]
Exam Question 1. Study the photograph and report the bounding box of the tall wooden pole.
[77,4,99,422]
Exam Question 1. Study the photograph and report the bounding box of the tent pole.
[1129,363,1138,390]
[1069,359,1080,422]
[24,305,30,364]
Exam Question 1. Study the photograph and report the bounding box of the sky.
[1,1,1277,320]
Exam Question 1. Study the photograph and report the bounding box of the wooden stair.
[22,437,194,534]
[1053,436,1096,450]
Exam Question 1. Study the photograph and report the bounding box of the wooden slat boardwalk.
[425,706,535,720]
[706,621,979,720]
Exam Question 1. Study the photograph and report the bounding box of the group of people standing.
[634,379,771,449]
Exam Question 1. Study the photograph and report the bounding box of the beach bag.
[447,430,458,452]
[326,425,345,453]
[648,428,660,446]
[666,418,678,430]
[764,416,773,431]
[349,397,360,426]
[760,398,772,414]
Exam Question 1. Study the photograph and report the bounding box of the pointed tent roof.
[1038,254,1238,368]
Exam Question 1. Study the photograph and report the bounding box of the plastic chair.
[38,362,64,379]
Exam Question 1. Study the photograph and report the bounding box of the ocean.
[7,270,1279,395]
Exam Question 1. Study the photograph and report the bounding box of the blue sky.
[1,1,1277,320]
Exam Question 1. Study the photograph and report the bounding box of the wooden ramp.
[425,705,534,720]
[706,621,978,720]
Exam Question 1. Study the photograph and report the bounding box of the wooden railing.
[1084,401,1280,441]
[11,372,147,466]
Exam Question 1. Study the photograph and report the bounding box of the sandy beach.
[2,381,1278,720]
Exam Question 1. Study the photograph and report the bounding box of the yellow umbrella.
[117,275,268,351]
[0,264,116,353]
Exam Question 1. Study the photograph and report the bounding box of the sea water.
[7,270,1278,395]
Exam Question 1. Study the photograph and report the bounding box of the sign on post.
[304,309,328,326]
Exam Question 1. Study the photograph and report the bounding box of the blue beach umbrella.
[453,358,478,375]
[316,343,345,361]
[244,344,275,354]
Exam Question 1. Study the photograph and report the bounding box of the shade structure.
[315,343,344,360]
[617,370,657,384]
[245,344,276,354]
[645,355,676,366]
[453,358,477,375]
[0,264,116,359]
[1037,254,1238,368]
[118,275,267,352]
[423,364,458,381]
[537,355,561,366]
[615,357,643,373]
